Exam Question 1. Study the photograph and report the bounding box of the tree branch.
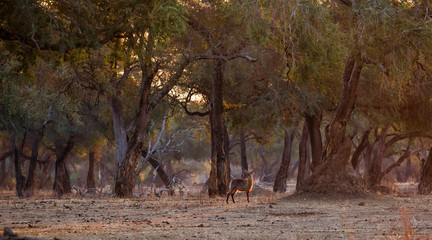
[380,139,414,178]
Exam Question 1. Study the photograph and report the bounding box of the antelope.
[226,170,254,204]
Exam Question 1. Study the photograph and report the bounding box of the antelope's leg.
[231,190,237,203]
[246,191,250,203]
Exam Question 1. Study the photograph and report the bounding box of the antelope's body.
[226,170,254,204]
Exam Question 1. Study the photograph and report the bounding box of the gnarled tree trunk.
[298,55,363,194]
[53,137,74,198]
[419,147,432,195]
[273,130,294,193]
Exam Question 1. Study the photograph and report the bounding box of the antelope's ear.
[251,170,254,174]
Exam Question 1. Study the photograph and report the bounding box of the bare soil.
[1,187,432,240]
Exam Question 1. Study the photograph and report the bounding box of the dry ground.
[1,187,432,239]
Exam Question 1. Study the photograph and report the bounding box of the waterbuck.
[226,170,254,204]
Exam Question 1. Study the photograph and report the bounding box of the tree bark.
[273,131,294,193]
[351,129,371,169]
[38,156,53,190]
[296,123,310,190]
[11,134,27,198]
[305,113,322,172]
[87,144,101,192]
[213,59,227,196]
[419,147,432,195]
[114,74,153,198]
[365,127,388,188]
[144,154,174,196]
[53,137,74,197]
[298,55,363,194]
[223,124,231,183]
[240,128,248,178]
[108,96,128,172]
[25,131,43,196]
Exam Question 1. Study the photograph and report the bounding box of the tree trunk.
[273,131,294,193]
[258,147,273,182]
[11,134,27,198]
[351,129,371,169]
[405,157,412,182]
[53,137,74,197]
[298,55,363,194]
[25,131,43,196]
[365,127,388,188]
[306,113,322,172]
[108,96,128,172]
[208,110,219,197]
[223,124,231,183]
[213,60,227,196]
[114,81,152,198]
[419,147,432,195]
[296,123,310,190]
[145,155,174,196]
[87,144,101,192]
[240,128,248,178]
[38,156,53,190]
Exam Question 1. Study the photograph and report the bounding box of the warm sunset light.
[1,0,432,239]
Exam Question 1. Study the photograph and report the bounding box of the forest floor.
[1,184,432,240]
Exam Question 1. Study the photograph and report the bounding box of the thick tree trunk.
[25,132,43,196]
[419,147,432,194]
[114,81,152,198]
[240,128,248,178]
[273,131,294,193]
[87,145,101,192]
[108,96,128,172]
[296,123,310,190]
[11,134,27,198]
[298,55,363,194]
[306,113,322,172]
[213,60,227,196]
[208,111,219,197]
[223,125,231,183]
[53,138,74,198]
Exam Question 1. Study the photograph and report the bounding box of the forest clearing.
[1,186,432,240]
[3,0,432,239]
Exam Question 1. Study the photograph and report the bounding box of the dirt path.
[1,192,432,239]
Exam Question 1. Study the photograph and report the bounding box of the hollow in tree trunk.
[419,147,432,195]
[273,131,294,193]
[298,55,363,194]
[53,137,74,198]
